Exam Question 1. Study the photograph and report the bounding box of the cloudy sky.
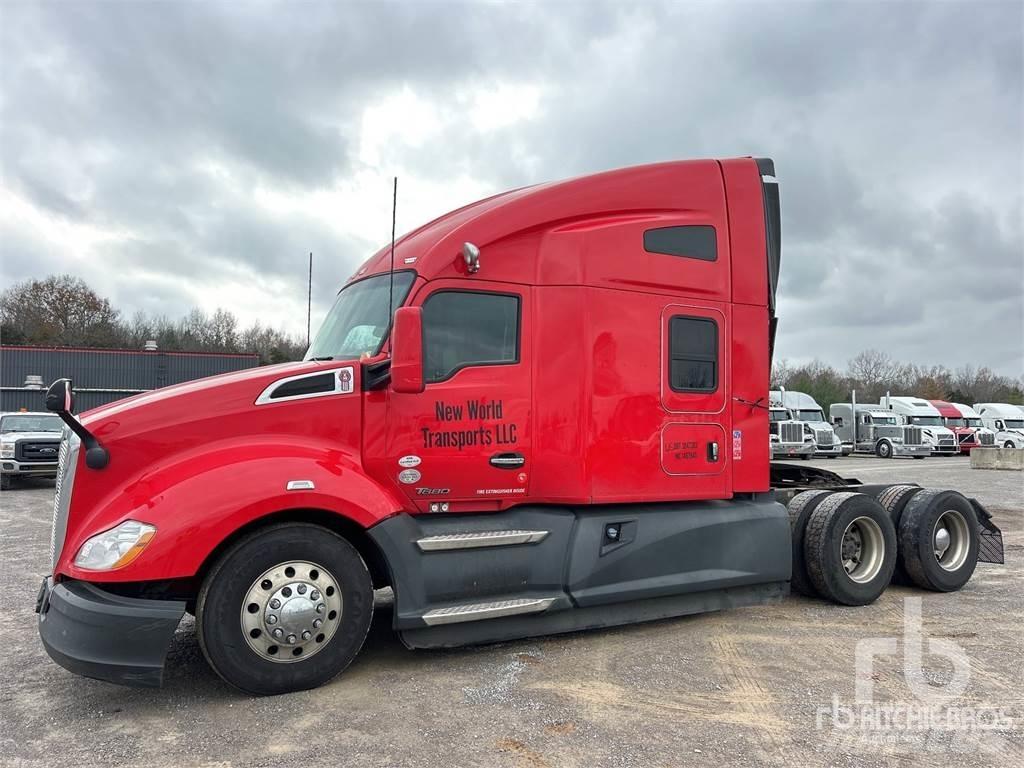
[1,1,1021,374]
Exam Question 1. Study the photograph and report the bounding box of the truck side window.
[644,225,717,261]
[668,316,717,392]
[422,290,520,383]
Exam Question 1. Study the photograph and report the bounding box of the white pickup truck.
[0,411,65,490]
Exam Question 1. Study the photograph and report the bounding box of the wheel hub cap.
[933,510,969,572]
[240,560,343,663]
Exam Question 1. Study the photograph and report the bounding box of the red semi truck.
[36,158,1003,695]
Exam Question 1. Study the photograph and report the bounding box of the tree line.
[1,275,306,364]
[772,350,1024,412]
[3,275,1022,401]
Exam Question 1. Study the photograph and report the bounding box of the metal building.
[0,345,260,413]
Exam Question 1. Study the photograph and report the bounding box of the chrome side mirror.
[462,242,480,273]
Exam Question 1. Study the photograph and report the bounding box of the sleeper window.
[668,316,718,392]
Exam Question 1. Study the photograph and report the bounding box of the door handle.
[707,442,719,463]
[489,452,526,469]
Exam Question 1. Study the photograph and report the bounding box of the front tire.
[197,523,373,695]
[1006,441,1016,449]
[0,474,11,491]
[876,441,893,459]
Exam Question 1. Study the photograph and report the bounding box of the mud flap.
[968,498,1005,565]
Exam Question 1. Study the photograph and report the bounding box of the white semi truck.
[974,403,1024,448]
[770,389,844,458]
[880,396,959,455]
[830,395,931,459]
[768,400,815,459]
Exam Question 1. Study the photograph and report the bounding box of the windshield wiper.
[310,356,335,361]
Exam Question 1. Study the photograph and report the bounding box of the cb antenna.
[386,176,398,353]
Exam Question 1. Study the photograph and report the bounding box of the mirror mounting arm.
[45,378,109,469]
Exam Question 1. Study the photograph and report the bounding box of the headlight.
[74,520,156,570]
[892,437,904,443]
[0,442,13,458]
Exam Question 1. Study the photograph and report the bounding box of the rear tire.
[898,489,979,592]
[876,484,925,584]
[197,523,373,695]
[803,492,896,606]
[786,490,833,597]
[876,441,893,459]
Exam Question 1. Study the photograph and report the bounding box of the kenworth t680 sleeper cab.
[35,159,1003,695]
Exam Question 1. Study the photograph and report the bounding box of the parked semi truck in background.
[881,396,959,455]
[770,389,843,458]
[768,399,815,459]
[974,403,1024,448]
[830,400,931,458]
[34,158,1003,696]
[931,400,995,454]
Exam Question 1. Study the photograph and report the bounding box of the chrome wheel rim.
[240,560,343,663]
[933,510,970,572]
[841,516,885,583]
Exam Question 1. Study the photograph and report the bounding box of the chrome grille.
[904,426,923,446]
[979,433,995,446]
[814,429,834,446]
[938,435,955,446]
[49,431,79,570]
[780,423,803,444]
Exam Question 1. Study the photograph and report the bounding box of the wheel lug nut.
[266,614,278,625]
[301,630,312,641]
[297,584,307,594]
[273,628,283,638]
[313,618,322,629]
[310,590,320,601]
[269,599,281,609]
[316,603,325,613]
[286,634,297,645]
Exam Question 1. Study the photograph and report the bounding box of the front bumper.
[814,443,843,457]
[36,577,186,688]
[893,443,931,457]
[1,459,58,476]
[771,443,815,459]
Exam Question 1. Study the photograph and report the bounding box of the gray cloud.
[1,0,1020,375]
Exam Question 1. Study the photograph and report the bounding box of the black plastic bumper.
[36,577,186,688]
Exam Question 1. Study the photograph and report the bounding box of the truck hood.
[0,431,65,441]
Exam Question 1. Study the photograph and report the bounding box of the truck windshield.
[798,409,825,422]
[0,414,64,433]
[305,271,416,361]
[945,418,966,427]
[769,410,788,422]
[910,416,943,427]
[1004,420,1024,430]
[965,418,982,427]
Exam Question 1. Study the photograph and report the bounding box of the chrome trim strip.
[422,597,556,626]
[761,174,778,183]
[416,530,549,551]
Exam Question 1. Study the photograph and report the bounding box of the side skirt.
[398,581,787,650]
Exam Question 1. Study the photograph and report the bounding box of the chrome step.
[422,597,557,626]
[416,530,548,551]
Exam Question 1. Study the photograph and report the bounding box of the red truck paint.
[38,157,1003,694]
[929,399,981,454]
[55,159,770,584]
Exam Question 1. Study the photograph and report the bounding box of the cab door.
[386,280,532,510]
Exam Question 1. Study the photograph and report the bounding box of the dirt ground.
[1,455,1021,767]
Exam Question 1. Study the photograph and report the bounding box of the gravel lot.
[2,455,1021,768]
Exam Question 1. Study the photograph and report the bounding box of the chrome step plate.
[416,530,548,551]
[422,597,557,626]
